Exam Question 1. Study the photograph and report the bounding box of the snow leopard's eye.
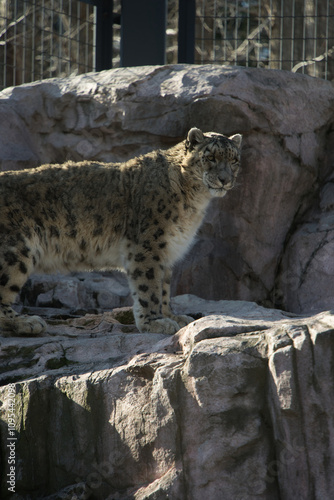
[207,154,215,162]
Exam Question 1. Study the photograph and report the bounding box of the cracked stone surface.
[1,64,334,313]
[276,174,334,313]
[1,296,334,499]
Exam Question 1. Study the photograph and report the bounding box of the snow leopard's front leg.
[161,268,193,328]
[125,254,180,334]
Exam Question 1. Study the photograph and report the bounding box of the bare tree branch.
[292,45,334,73]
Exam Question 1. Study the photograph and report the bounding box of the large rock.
[1,296,334,499]
[1,64,334,312]
[275,166,334,313]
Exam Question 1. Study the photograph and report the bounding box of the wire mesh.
[0,0,333,91]
[195,0,334,80]
[0,0,96,90]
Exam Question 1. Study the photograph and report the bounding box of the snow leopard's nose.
[218,173,233,189]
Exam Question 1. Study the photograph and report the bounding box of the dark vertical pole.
[178,0,195,63]
[120,0,167,67]
[95,0,114,71]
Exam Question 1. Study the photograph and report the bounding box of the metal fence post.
[178,0,195,63]
[120,0,167,67]
[95,0,114,71]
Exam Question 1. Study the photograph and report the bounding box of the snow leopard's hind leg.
[0,240,46,336]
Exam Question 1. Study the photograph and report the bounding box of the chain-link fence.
[0,0,333,91]
[0,0,96,89]
[195,0,334,79]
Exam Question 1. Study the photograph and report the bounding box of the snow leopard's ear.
[229,133,242,148]
[186,127,205,151]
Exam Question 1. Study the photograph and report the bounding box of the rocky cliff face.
[0,64,333,313]
[1,65,334,499]
[1,296,334,499]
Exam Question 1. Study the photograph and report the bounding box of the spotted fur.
[0,127,242,335]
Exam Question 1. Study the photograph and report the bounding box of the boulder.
[275,168,334,313]
[1,296,334,499]
[0,64,333,313]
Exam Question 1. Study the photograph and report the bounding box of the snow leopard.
[0,127,242,335]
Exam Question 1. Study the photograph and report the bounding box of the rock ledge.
[1,295,334,499]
